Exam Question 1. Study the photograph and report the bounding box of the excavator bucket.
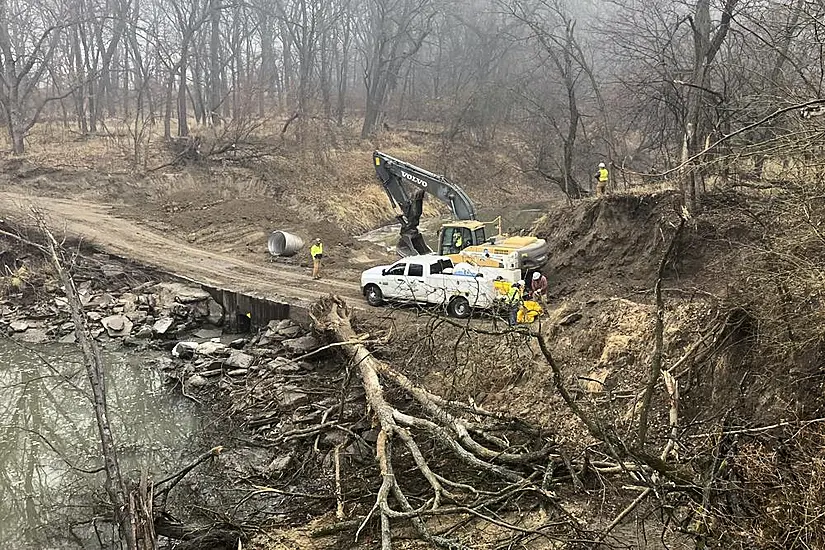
[397,233,433,257]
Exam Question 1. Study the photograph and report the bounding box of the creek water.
[0,338,200,549]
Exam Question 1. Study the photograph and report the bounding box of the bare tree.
[0,0,67,153]
[358,0,434,138]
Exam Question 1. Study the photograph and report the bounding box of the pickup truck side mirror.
[381,269,386,276]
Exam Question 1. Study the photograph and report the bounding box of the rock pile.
[169,318,322,396]
[1,279,224,345]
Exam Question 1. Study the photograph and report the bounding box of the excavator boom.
[374,151,477,255]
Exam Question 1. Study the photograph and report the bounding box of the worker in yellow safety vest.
[594,162,609,196]
[310,238,324,280]
[452,231,463,251]
[507,280,524,327]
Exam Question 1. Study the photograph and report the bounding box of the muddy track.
[0,193,364,307]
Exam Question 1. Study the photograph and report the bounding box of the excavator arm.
[374,151,477,255]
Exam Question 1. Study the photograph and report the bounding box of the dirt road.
[0,192,364,307]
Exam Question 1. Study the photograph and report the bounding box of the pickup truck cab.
[360,255,518,318]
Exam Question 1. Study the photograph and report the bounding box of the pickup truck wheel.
[448,297,471,318]
[364,284,384,306]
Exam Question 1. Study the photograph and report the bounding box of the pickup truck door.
[423,259,450,304]
[404,262,427,302]
[381,262,407,299]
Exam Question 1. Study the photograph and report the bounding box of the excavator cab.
[439,222,487,255]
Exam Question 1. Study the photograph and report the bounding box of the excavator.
[373,151,549,272]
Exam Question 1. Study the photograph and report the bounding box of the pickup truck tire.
[448,297,471,318]
[364,284,384,306]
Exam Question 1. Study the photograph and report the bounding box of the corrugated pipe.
[268,231,305,256]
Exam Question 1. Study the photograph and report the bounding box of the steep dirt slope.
[533,191,758,299]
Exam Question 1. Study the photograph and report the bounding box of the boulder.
[275,319,302,338]
[186,374,209,388]
[282,334,320,355]
[87,311,103,322]
[58,332,77,344]
[278,325,301,338]
[153,317,175,335]
[172,341,198,359]
[94,293,116,308]
[229,338,249,349]
[102,314,133,337]
[9,320,29,332]
[134,326,154,339]
[197,340,228,356]
[151,282,211,308]
[77,281,93,306]
[103,315,125,331]
[224,350,253,369]
[120,293,137,313]
[206,298,223,326]
[126,310,148,325]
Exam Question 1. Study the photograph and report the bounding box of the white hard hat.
[532,272,541,280]
[517,280,525,287]
[598,162,606,168]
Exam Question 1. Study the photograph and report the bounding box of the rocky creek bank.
[0,242,370,547]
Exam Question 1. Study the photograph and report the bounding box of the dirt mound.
[533,191,761,298]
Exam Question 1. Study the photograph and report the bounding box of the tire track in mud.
[0,192,364,306]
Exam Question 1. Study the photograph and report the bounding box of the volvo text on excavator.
[373,151,549,272]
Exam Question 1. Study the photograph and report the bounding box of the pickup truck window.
[386,263,406,276]
[408,263,424,277]
[430,259,452,274]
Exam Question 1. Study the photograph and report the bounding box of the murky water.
[0,338,200,549]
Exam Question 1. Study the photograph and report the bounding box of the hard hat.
[598,162,606,168]
[532,272,541,280]
[516,280,525,287]
[315,237,321,242]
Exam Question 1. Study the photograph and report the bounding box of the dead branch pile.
[307,296,612,549]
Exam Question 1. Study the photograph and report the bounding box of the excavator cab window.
[474,228,487,245]
[442,227,472,255]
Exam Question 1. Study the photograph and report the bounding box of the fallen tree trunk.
[312,296,563,549]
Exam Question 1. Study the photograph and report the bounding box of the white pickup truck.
[360,255,518,318]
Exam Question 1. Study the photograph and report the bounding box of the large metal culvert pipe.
[268,231,305,257]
